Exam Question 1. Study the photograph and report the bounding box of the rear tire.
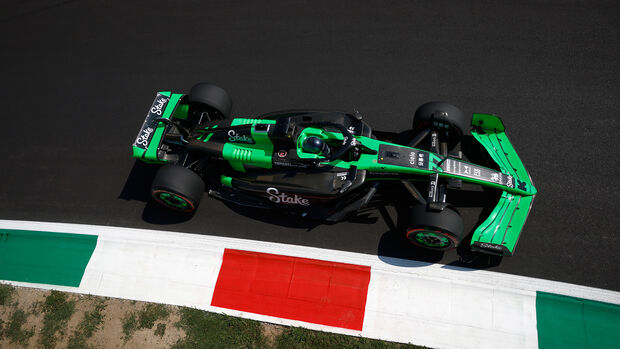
[151,165,205,213]
[402,205,464,250]
[188,83,232,120]
[413,102,468,149]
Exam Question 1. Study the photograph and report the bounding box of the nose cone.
[302,136,324,153]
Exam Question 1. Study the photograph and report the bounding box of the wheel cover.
[412,230,451,248]
[158,192,189,210]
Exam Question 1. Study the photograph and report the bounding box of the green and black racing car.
[132,83,537,256]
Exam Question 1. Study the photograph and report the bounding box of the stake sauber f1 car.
[132,83,537,256]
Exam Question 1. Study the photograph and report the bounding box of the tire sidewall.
[412,101,468,148]
[151,165,205,213]
[401,205,465,251]
[188,83,232,118]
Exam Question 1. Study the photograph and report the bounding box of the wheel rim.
[157,192,190,210]
[409,229,451,248]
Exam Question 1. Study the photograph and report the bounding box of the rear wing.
[469,114,536,256]
[132,92,187,163]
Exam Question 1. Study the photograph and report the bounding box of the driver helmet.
[302,136,329,155]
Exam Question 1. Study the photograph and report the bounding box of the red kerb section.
[211,249,371,331]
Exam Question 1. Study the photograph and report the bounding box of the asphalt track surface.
[1,1,619,291]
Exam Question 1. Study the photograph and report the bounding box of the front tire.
[402,205,464,250]
[413,102,468,149]
[151,165,205,213]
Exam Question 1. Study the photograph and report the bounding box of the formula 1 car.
[132,83,536,256]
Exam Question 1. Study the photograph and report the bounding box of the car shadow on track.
[119,160,159,202]
[375,180,504,270]
[119,160,196,224]
[222,202,325,230]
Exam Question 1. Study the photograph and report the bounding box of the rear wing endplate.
[132,92,184,163]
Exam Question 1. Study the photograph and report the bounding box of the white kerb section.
[1,220,619,349]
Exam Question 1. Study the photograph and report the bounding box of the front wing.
[469,114,536,256]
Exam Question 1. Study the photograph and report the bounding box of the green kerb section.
[537,291,620,349]
[0,229,97,287]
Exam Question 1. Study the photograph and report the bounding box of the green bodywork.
[222,119,276,171]
[468,113,536,256]
[132,91,185,163]
[133,93,536,256]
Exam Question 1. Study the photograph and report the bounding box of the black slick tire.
[151,165,205,213]
[413,101,468,149]
[403,205,465,251]
[188,82,232,119]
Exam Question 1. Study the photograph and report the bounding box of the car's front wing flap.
[469,113,536,256]
[471,191,534,256]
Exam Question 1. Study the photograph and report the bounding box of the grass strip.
[121,312,138,342]
[138,303,169,329]
[173,307,266,349]
[0,283,15,306]
[172,307,426,349]
[40,290,76,349]
[79,300,106,337]
[66,333,89,349]
[276,326,424,349]
[3,308,34,345]
[67,299,106,349]
[155,323,166,337]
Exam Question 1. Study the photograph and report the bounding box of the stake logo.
[266,187,310,206]
[228,130,254,143]
[135,127,154,147]
[479,243,503,251]
[150,97,168,115]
